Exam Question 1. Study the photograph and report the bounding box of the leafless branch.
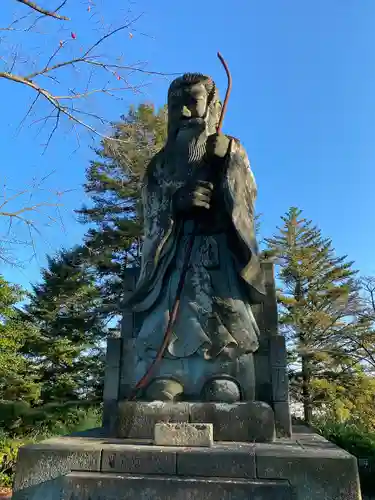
[16,0,70,21]
[0,175,70,265]
[0,9,177,147]
[360,276,375,316]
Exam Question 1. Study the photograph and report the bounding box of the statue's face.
[169,82,208,130]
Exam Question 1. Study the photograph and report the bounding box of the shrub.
[0,401,102,487]
[315,419,375,495]
[315,420,375,459]
[0,400,102,437]
[0,432,34,487]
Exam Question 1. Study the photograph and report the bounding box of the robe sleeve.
[223,139,266,302]
[128,153,177,307]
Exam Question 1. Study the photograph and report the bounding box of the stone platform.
[113,401,276,442]
[12,426,362,499]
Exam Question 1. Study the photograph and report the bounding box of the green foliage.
[0,403,101,486]
[311,373,375,431]
[23,248,107,403]
[0,400,101,437]
[0,432,30,487]
[0,276,41,403]
[316,420,375,458]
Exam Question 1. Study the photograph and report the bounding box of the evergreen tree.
[265,207,359,423]
[20,103,167,404]
[0,276,40,403]
[77,103,168,311]
[23,247,107,403]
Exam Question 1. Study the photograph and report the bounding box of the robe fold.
[127,137,266,393]
[129,138,266,313]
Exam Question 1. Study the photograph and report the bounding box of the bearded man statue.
[127,73,266,403]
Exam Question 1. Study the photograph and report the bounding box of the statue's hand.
[173,180,213,212]
[206,132,230,160]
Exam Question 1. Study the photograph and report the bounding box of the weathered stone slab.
[11,426,362,500]
[176,442,256,479]
[118,339,136,401]
[116,401,190,439]
[115,401,275,442]
[154,422,213,447]
[262,261,279,337]
[271,366,289,402]
[62,471,295,500]
[190,401,275,442]
[269,334,287,367]
[295,431,338,449]
[12,436,101,496]
[12,477,64,500]
[256,429,361,500]
[102,443,176,474]
[102,336,122,427]
[273,401,292,438]
[254,353,272,403]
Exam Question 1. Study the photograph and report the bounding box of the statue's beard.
[166,113,215,163]
[174,125,207,163]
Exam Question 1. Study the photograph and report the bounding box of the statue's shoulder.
[226,136,256,191]
[227,136,249,163]
[227,134,240,143]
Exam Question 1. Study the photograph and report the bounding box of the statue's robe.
[128,138,266,394]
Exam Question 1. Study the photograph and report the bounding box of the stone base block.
[63,472,294,499]
[11,426,362,500]
[115,401,275,442]
[154,422,213,447]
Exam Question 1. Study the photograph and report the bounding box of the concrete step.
[63,471,295,500]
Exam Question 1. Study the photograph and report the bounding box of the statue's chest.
[167,157,220,189]
[165,158,230,234]
[163,138,211,183]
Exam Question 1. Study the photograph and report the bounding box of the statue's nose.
[181,106,192,118]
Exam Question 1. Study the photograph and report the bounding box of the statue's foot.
[144,378,184,402]
[201,377,241,403]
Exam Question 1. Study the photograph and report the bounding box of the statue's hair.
[168,73,218,106]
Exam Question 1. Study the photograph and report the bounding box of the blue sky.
[1,0,375,289]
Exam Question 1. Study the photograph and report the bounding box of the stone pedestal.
[103,261,292,438]
[112,401,276,443]
[12,426,362,500]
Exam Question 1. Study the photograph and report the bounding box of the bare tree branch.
[16,0,70,21]
[0,175,70,265]
[0,7,177,146]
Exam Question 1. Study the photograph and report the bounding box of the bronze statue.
[128,71,266,402]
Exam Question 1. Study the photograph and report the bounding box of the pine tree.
[265,207,359,423]
[77,103,168,310]
[0,276,41,403]
[21,103,167,403]
[23,247,107,403]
